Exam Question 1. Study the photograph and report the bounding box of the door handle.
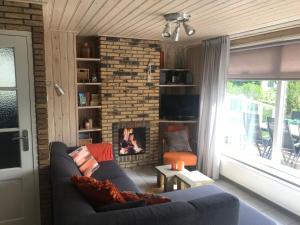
[11,130,29,151]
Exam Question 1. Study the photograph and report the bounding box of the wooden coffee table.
[176,170,214,189]
[155,165,189,192]
[155,165,214,192]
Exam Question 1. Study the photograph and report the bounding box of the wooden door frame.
[0,29,40,225]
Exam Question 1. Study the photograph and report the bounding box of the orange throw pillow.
[86,143,114,162]
[69,146,99,177]
[71,176,125,208]
[120,191,171,205]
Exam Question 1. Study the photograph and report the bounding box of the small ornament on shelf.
[77,68,89,83]
[91,73,98,83]
[81,42,91,58]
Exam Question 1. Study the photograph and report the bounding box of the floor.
[124,167,300,225]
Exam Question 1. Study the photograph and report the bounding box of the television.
[160,94,199,120]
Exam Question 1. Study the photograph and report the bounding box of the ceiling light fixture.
[171,22,180,41]
[161,12,195,41]
[161,23,171,38]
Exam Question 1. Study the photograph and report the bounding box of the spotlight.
[171,22,180,42]
[183,22,195,36]
[54,83,65,96]
[161,23,171,38]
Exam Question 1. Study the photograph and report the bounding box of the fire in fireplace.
[118,127,146,156]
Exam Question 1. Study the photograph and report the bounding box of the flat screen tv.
[160,94,199,120]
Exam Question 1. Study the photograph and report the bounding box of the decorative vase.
[177,161,185,171]
[81,42,91,58]
[171,162,178,170]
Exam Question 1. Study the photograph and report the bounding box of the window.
[224,42,300,182]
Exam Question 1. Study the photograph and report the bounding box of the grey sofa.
[50,142,276,225]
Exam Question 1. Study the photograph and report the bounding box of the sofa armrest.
[78,201,199,225]
[188,192,240,225]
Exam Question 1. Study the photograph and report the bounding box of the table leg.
[164,176,174,192]
[157,172,164,187]
[177,178,182,190]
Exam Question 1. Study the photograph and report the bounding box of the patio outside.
[223,80,300,173]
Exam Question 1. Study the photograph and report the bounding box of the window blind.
[228,41,300,80]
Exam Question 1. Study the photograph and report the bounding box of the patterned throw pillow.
[120,191,171,205]
[69,146,99,177]
[71,176,126,208]
[165,129,192,152]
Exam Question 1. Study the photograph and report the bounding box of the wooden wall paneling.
[43,0,300,41]
[59,0,81,30]
[66,0,95,31]
[45,31,55,143]
[85,0,140,35]
[51,31,63,142]
[45,31,77,146]
[59,32,71,145]
[50,0,68,30]
[68,32,78,145]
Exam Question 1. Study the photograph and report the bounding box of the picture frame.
[77,68,89,83]
[78,92,87,106]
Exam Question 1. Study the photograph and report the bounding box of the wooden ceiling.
[43,0,300,41]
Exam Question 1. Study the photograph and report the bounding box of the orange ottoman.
[163,151,197,166]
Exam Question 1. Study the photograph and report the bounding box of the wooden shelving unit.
[76,36,101,145]
[76,58,101,62]
[159,84,197,87]
[77,82,102,86]
[159,119,198,123]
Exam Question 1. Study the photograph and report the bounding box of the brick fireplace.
[112,121,150,164]
[99,36,160,168]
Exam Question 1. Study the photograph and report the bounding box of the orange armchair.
[162,124,197,167]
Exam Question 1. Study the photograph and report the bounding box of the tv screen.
[160,94,199,120]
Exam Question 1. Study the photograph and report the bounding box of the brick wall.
[0,1,50,225]
[100,36,160,167]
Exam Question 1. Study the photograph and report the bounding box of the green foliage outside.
[286,81,300,116]
[227,80,300,118]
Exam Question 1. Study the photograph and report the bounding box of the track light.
[171,22,180,42]
[161,12,195,41]
[161,23,171,38]
[183,22,195,36]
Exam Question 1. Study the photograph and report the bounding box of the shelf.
[78,128,102,133]
[159,119,198,123]
[159,84,197,87]
[78,106,101,109]
[77,83,102,86]
[76,58,100,62]
[160,68,189,71]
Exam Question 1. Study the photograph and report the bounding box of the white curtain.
[197,36,230,179]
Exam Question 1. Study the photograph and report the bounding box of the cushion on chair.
[165,129,192,152]
[163,151,197,166]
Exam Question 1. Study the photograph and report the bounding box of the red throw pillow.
[136,193,171,205]
[86,143,114,162]
[71,176,125,208]
[120,191,171,205]
[69,146,99,177]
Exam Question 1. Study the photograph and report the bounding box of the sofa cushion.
[50,142,81,178]
[69,146,99,177]
[91,160,127,180]
[86,143,114,162]
[109,176,140,192]
[165,129,192,152]
[95,200,146,212]
[162,184,276,225]
[71,176,126,208]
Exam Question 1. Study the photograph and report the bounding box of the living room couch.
[50,142,276,225]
